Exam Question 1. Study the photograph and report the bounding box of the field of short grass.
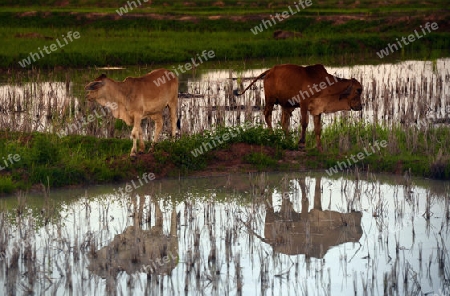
[1,1,449,69]
[0,1,449,194]
[1,120,449,194]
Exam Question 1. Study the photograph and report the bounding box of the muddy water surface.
[0,172,449,295]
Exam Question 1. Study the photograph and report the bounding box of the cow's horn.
[339,82,353,100]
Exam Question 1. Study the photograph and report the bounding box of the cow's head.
[340,78,363,111]
[85,74,107,102]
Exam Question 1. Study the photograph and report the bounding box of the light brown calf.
[85,69,179,157]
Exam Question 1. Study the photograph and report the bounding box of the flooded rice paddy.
[1,58,450,295]
[0,58,449,139]
[0,172,449,295]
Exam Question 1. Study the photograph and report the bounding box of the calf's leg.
[168,102,178,138]
[298,108,309,150]
[130,117,143,157]
[151,113,164,148]
[313,114,323,152]
[138,125,145,154]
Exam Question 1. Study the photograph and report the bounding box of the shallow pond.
[1,58,449,138]
[0,172,449,295]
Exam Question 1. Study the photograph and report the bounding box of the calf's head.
[85,74,107,102]
[340,78,363,111]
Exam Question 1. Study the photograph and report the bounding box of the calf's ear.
[85,81,104,91]
[339,83,352,100]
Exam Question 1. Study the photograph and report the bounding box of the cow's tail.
[233,69,270,96]
[177,95,181,130]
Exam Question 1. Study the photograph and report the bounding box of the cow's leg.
[313,114,323,152]
[130,117,143,158]
[138,125,145,154]
[150,113,164,150]
[264,103,274,130]
[168,103,178,138]
[298,108,309,150]
[281,107,294,136]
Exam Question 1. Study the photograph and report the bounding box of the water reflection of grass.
[0,120,449,194]
[0,172,448,295]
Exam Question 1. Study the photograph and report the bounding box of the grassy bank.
[1,121,449,195]
[1,2,449,69]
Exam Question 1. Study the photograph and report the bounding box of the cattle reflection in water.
[258,177,362,258]
[88,196,178,278]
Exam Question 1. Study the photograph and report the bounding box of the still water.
[0,58,449,138]
[0,172,449,295]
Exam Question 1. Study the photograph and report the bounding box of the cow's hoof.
[130,152,137,159]
[138,151,145,155]
[148,144,156,153]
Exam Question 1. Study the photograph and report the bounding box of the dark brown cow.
[85,69,179,157]
[236,64,363,151]
[244,176,363,258]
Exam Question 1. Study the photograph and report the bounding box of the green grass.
[0,1,449,193]
[1,5,449,69]
[1,121,449,195]
[4,26,449,69]
[317,119,450,179]
[0,132,133,190]
[0,176,14,194]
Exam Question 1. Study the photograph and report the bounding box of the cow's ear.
[85,81,104,91]
[339,83,352,100]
